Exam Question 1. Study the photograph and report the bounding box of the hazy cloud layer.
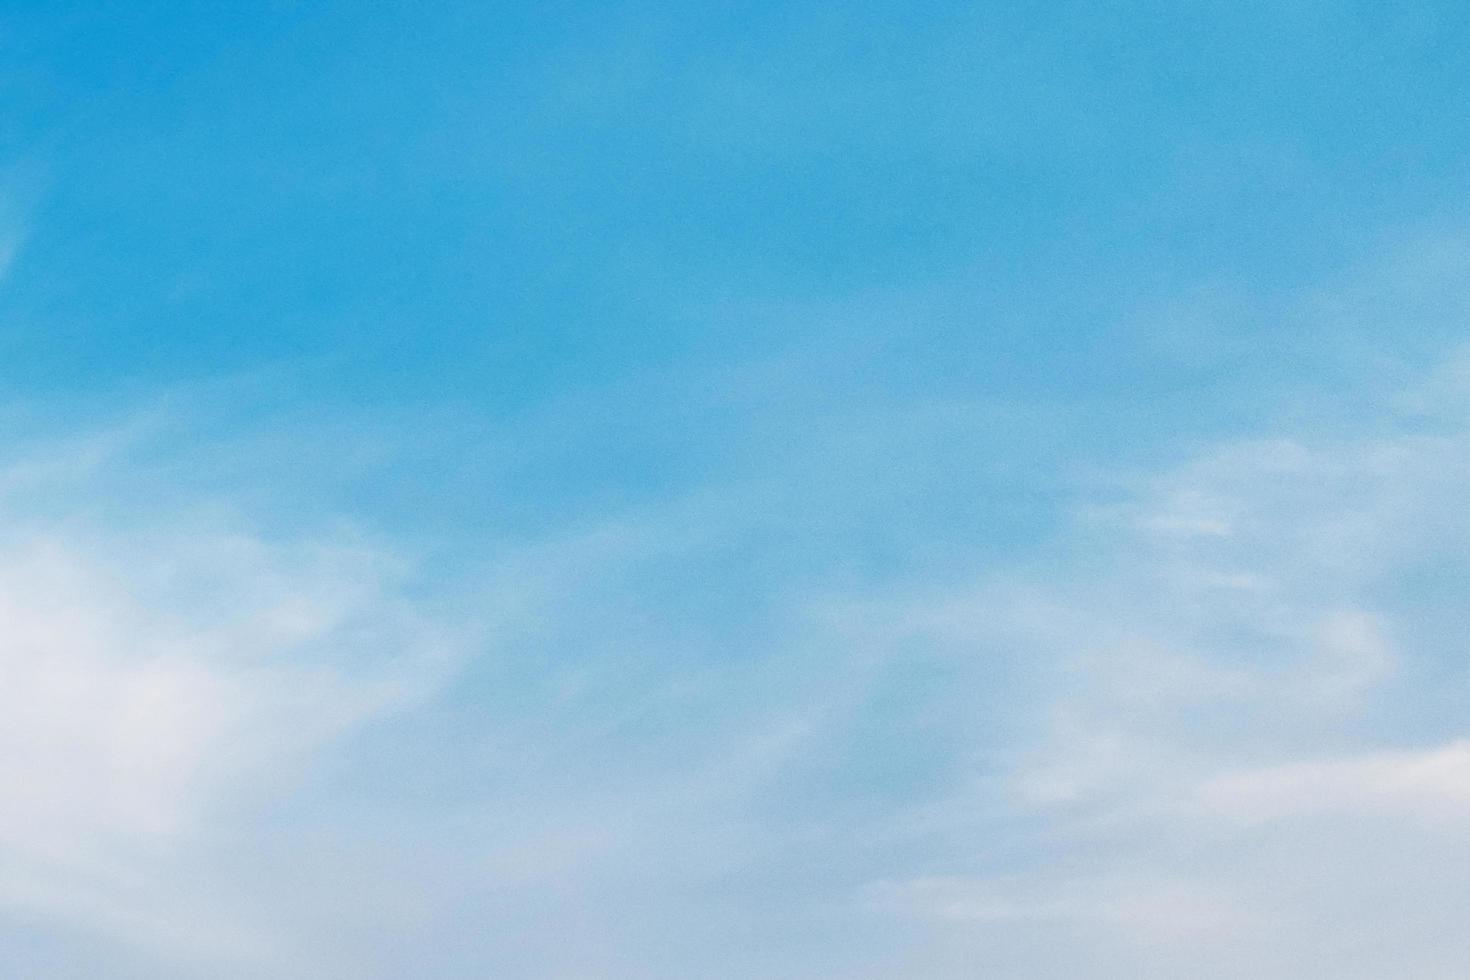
[5,322,1470,977]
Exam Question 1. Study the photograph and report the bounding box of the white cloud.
[1198,740,1470,825]
[9,242,1470,978]
[851,333,1470,977]
[870,873,1249,944]
[0,436,460,973]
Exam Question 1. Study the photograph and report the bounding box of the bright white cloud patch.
[1198,741,1470,824]
[0,441,456,972]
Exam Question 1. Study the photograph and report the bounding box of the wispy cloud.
[0,430,463,974]
[7,230,1470,978]
[845,324,1470,976]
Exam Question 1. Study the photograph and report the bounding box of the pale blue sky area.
[3,4,1470,978]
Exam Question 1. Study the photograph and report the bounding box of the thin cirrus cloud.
[855,333,1470,978]
[5,3,1470,975]
[6,287,1470,977]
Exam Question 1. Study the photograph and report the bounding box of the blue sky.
[4,2,1470,977]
